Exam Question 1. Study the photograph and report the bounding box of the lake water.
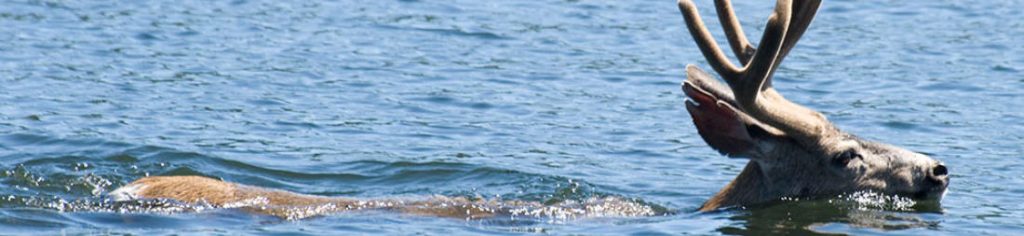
[1,0,1022,235]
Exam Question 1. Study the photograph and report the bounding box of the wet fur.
[113,176,507,219]
[112,176,656,220]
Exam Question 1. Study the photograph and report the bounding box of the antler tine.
[761,0,821,88]
[713,0,755,64]
[713,0,821,87]
[737,0,834,145]
[776,0,821,65]
[678,0,793,88]
[677,0,743,82]
[732,0,790,105]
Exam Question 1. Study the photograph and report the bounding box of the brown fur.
[132,176,348,206]
[699,162,765,211]
[127,176,501,219]
[118,176,655,219]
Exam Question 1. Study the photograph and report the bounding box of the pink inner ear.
[683,82,755,157]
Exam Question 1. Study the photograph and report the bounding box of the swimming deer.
[677,0,948,211]
[107,0,949,220]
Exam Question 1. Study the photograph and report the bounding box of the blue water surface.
[0,0,1022,235]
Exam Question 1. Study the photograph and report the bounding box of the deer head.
[676,0,949,211]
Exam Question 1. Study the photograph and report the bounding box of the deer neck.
[699,161,782,211]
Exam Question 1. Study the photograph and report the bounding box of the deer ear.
[684,81,755,157]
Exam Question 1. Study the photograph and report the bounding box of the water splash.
[831,191,918,211]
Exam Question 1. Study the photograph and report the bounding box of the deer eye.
[832,150,862,167]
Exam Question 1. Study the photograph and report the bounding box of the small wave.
[0,139,670,224]
[9,192,665,224]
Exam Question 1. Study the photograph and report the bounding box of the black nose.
[932,164,948,176]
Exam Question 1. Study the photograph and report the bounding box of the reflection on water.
[718,191,944,235]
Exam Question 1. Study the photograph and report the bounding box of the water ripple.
[0,0,1021,234]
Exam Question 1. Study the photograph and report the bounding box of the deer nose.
[927,163,949,188]
[932,164,948,177]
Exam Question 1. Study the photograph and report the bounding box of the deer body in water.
[110,176,657,220]
[109,0,949,219]
[676,0,948,211]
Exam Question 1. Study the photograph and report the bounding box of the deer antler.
[678,0,834,148]
[713,0,755,64]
